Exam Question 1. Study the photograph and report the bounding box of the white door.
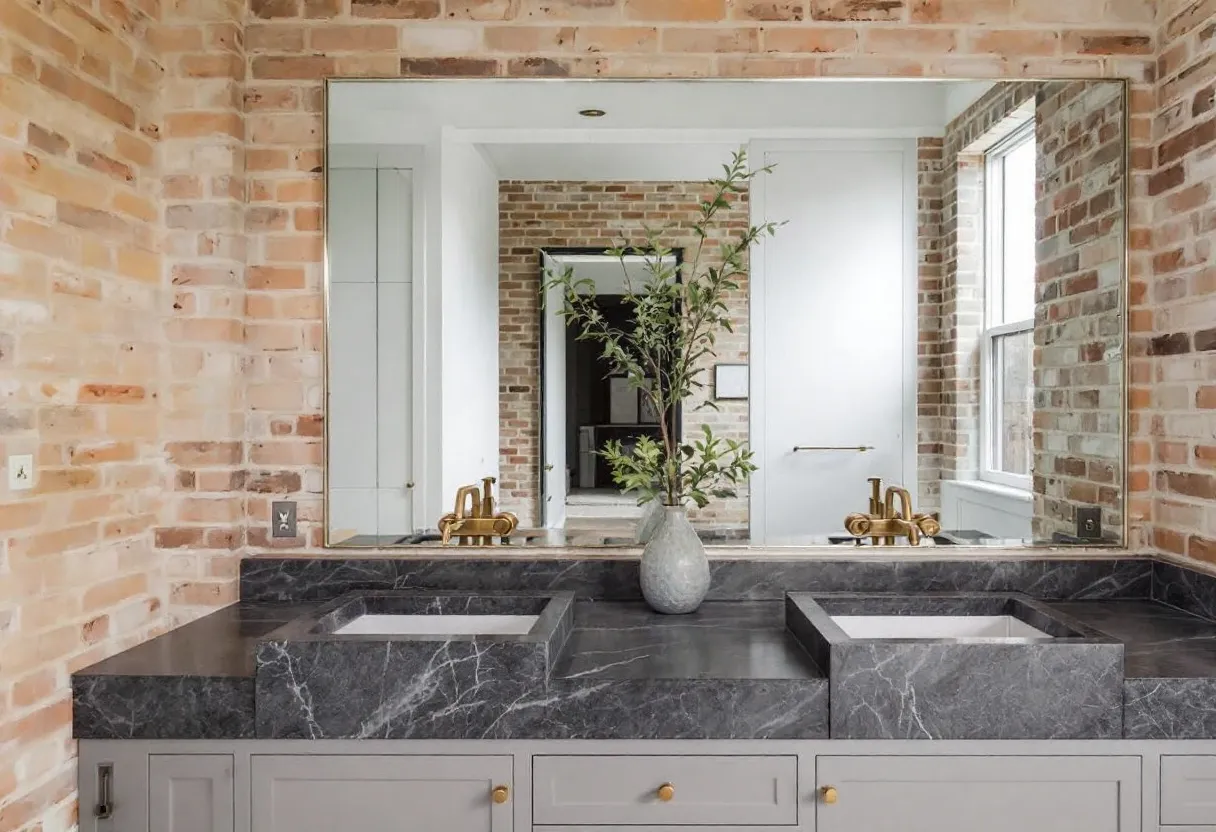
[541,252,567,529]
[751,140,916,545]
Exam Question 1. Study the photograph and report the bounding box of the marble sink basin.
[255,591,574,738]
[786,593,1123,740]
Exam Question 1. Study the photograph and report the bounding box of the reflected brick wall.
[1135,0,1216,563]
[1033,80,1126,540]
[498,180,750,528]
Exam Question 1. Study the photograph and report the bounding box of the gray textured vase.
[635,499,665,544]
[640,507,710,615]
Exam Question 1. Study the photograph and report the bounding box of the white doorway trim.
[539,251,679,529]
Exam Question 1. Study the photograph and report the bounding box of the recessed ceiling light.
[579,108,606,118]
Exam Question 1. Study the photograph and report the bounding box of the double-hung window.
[980,121,1035,490]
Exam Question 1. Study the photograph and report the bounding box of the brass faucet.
[844,477,941,546]
[438,476,519,545]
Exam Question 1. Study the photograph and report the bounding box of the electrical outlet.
[1076,507,1102,541]
[271,501,297,538]
[7,454,33,491]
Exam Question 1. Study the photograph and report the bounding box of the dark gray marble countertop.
[1051,599,1216,679]
[556,601,822,681]
[73,595,1216,741]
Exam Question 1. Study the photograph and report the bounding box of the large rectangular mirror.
[324,78,1127,549]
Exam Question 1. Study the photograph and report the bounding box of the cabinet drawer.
[1162,755,1216,825]
[533,755,798,826]
[816,755,1140,832]
[253,755,513,832]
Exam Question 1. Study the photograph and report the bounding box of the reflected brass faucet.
[438,476,519,545]
[844,477,941,546]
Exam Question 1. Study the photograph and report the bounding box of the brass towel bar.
[792,445,874,452]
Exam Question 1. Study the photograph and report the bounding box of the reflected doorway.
[539,248,682,532]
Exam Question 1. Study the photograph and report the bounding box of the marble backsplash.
[239,555,1157,605]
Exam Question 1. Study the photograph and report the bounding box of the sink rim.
[332,612,543,636]
[786,591,1121,649]
[261,589,575,644]
[828,613,1053,641]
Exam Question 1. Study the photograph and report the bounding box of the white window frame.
[980,120,1035,492]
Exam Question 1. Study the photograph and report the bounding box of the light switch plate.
[7,454,33,491]
[271,501,297,538]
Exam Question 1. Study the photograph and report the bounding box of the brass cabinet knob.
[657,783,675,802]
[492,785,510,804]
[820,786,838,805]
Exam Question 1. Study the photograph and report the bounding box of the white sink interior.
[333,614,540,636]
[831,615,1052,641]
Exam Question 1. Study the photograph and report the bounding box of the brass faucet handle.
[844,513,875,537]
[914,513,942,538]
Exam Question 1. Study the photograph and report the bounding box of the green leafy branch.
[543,148,779,509]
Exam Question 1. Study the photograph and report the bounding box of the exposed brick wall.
[1137,0,1216,565]
[0,1,165,829]
[1033,79,1126,541]
[237,2,1159,557]
[933,80,1128,542]
[157,0,249,621]
[916,136,944,514]
[498,180,750,527]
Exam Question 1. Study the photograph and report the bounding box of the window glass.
[993,329,1033,477]
[982,121,1036,489]
[1001,137,1037,324]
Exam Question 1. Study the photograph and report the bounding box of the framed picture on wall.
[714,364,749,400]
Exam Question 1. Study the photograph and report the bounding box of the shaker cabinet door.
[149,755,235,832]
[251,755,513,832]
[815,755,1140,832]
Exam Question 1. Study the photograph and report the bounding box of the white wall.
[439,140,501,505]
[940,480,1032,541]
[944,82,997,124]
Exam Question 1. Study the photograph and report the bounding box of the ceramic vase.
[635,499,665,544]
[640,506,710,614]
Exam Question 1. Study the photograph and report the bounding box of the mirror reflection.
[325,79,1127,548]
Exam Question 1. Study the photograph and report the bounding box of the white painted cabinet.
[815,755,1140,832]
[1160,755,1216,825]
[149,755,235,832]
[79,739,1210,832]
[533,754,798,826]
[251,755,513,832]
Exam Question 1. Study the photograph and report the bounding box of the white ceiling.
[483,142,742,181]
[328,79,1012,181]
[329,79,971,140]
